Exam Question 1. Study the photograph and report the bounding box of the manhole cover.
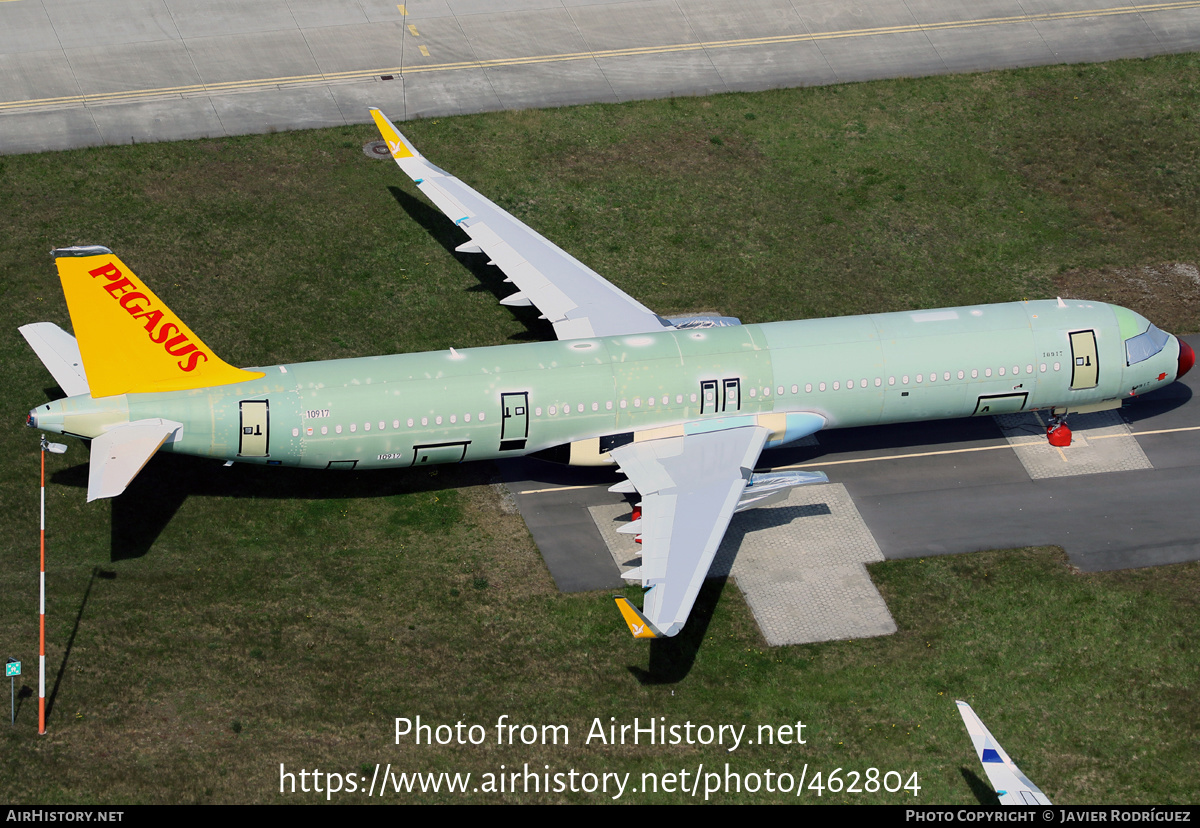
[364,140,392,160]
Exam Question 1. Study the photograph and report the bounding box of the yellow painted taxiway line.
[3,1,1197,112]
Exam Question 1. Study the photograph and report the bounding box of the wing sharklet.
[955,700,1052,805]
[614,596,661,639]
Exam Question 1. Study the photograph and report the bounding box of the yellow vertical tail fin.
[52,246,264,398]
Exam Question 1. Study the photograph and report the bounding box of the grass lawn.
[0,53,1197,803]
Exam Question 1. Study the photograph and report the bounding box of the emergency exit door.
[239,400,269,456]
[500,392,529,451]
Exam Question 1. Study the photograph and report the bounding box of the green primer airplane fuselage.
[32,298,1188,472]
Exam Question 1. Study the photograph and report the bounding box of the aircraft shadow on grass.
[386,185,553,343]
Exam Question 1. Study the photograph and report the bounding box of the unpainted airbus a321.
[22,109,1195,639]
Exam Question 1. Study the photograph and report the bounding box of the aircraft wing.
[370,108,673,341]
[956,700,1052,805]
[609,425,770,638]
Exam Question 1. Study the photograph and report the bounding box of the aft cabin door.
[1069,330,1099,389]
[239,400,269,457]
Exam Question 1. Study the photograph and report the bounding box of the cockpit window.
[1126,324,1170,365]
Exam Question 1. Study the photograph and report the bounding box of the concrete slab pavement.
[3,0,1198,153]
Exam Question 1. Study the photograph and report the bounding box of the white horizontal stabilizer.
[19,322,90,397]
[88,419,182,502]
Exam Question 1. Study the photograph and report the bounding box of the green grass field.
[1,53,1197,804]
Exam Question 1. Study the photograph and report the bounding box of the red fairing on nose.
[1179,339,1195,380]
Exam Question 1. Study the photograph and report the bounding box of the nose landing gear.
[1046,415,1072,447]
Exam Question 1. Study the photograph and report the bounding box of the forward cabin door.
[1069,330,1099,389]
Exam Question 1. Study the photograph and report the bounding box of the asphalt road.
[3,0,1200,153]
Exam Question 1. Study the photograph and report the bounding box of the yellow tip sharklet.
[614,596,661,639]
[370,108,417,159]
[53,247,263,398]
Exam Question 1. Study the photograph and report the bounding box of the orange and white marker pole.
[38,438,46,735]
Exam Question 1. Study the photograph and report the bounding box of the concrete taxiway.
[3,0,1200,153]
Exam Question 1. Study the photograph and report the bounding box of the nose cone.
[1180,338,1195,380]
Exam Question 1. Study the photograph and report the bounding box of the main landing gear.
[1046,415,1072,447]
